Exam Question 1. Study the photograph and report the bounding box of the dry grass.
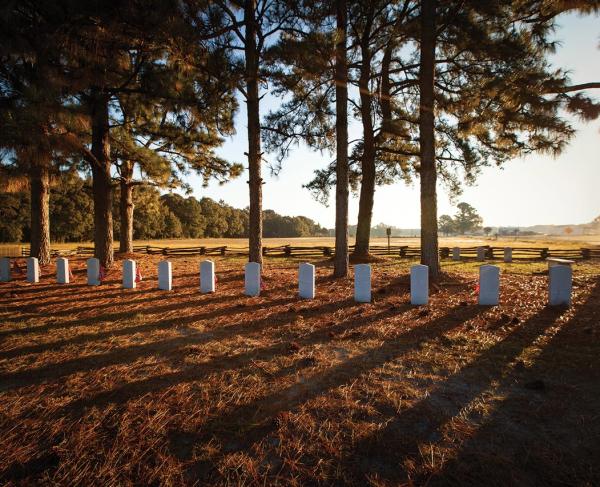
[0,255,599,485]
[2,234,600,253]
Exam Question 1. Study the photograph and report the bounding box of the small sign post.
[386,227,391,254]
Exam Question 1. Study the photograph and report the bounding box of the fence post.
[581,248,590,260]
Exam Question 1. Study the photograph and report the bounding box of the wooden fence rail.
[9,244,600,261]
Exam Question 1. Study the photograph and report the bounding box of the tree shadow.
[0,268,244,305]
[339,304,572,483]
[425,278,600,486]
[0,275,303,340]
[166,305,486,480]
[1,287,177,316]
[0,293,303,362]
[0,294,365,388]
[46,298,377,422]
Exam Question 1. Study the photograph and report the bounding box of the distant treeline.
[0,173,328,243]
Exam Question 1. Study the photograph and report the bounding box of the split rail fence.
[4,243,600,261]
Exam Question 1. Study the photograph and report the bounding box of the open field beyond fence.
[2,235,600,260]
[0,255,599,485]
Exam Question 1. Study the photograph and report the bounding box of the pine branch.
[548,82,600,94]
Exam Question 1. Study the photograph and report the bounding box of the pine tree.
[418,0,439,276]
[334,0,350,277]
[0,6,82,264]
[377,1,597,279]
[209,0,296,266]
[12,0,241,267]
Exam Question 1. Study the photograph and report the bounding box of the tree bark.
[90,90,114,269]
[333,0,349,277]
[29,157,51,265]
[418,0,440,279]
[119,160,134,254]
[245,0,263,265]
[354,38,376,258]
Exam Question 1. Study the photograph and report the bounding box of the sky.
[186,12,600,230]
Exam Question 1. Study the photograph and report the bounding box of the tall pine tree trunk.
[419,0,440,279]
[119,161,134,254]
[90,89,114,269]
[29,156,51,265]
[245,0,263,265]
[354,44,375,258]
[333,0,349,277]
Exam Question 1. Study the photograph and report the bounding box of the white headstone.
[26,257,39,283]
[410,264,428,305]
[452,247,460,261]
[479,265,499,305]
[56,257,70,284]
[123,259,136,289]
[0,257,10,282]
[354,264,371,303]
[87,258,100,286]
[504,247,512,263]
[476,247,486,261]
[245,262,261,297]
[549,265,572,306]
[158,260,172,291]
[200,260,215,293]
[298,263,315,299]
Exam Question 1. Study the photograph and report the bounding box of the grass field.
[2,234,600,254]
[0,254,599,485]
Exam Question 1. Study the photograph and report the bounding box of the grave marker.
[354,264,371,303]
[504,247,512,263]
[200,260,216,293]
[0,257,10,282]
[26,257,39,283]
[56,257,70,284]
[410,264,428,305]
[298,263,315,299]
[87,258,100,286]
[479,265,500,305]
[158,261,172,291]
[123,259,136,289]
[245,262,261,297]
[549,265,572,306]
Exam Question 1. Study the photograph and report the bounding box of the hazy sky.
[187,12,600,229]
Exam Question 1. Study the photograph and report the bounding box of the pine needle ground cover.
[0,255,598,485]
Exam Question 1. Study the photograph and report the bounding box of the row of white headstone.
[453,246,512,262]
[0,256,572,306]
